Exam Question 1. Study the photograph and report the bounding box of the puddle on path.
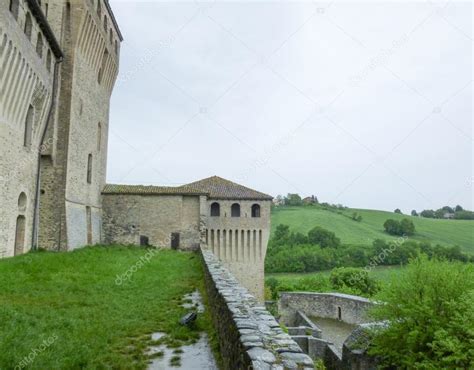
[147,333,218,370]
[147,290,217,369]
[310,316,356,352]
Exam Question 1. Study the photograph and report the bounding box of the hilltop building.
[0,0,271,300]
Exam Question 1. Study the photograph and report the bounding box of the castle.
[0,0,271,300]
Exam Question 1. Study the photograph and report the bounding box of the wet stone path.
[147,290,218,370]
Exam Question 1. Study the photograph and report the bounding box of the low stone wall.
[200,248,314,369]
[279,292,374,326]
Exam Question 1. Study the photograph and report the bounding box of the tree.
[383,218,415,236]
[369,257,474,369]
[455,205,464,212]
[330,267,379,295]
[399,218,416,236]
[420,209,436,218]
[273,224,290,245]
[411,210,418,217]
[307,226,341,248]
[383,219,400,235]
[394,208,402,214]
[285,193,303,206]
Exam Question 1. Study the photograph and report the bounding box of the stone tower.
[37,0,122,250]
[0,0,63,258]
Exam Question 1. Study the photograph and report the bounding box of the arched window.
[115,40,118,55]
[97,1,101,17]
[87,154,92,183]
[36,33,43,58]
[24,13,32,40]
[251,204,261,218]
[24,105,34,147]
[9,0,19,20]
[210,202,220,217]
[14,215,26,256]
[103,16,107,31]
[18,192,27,212]
[46,50,52,72]
[231,203,240,217]
[109,29,113,44]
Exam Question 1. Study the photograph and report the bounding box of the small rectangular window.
[87,154,92,183]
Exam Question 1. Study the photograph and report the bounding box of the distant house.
[273,197,284,206]
[443,212,455,219]
[303,195,318,205]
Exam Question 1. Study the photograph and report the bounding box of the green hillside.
[271,206,474,253]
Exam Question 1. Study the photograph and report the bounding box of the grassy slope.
[271,206,474,253]
[0,246,218,369]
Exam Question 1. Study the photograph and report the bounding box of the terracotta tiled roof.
[102,184,203,195]
[178,176,273,200]
[103,176,273,200]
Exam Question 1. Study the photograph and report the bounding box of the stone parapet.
[200,247,314,369]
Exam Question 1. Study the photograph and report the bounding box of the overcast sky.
[107,0,472,212]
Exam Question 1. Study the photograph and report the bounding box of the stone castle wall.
[279,292,374,326]
[0,0,56,257]
[205,199,271,302]
[38,0,121,250]
[102,194,271,299]
[102,194,201,249]
[200,248,313,370]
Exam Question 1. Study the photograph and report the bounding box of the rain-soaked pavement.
[147,290,218,369]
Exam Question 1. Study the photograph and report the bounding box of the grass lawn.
[271,206,474,253]
[0,246,218,369]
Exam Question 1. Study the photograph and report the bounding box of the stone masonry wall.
[38,0,121,250]
[279,293,374,326]
[201,248,314,370]
[206,200,271,302]
[102,194,201,249]
[0,0,55,257]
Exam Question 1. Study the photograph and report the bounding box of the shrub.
[369,256,474,369]
[266,277,279,300]
[383,218,415,236]
[307,226,341,248]
[329,267,379,295]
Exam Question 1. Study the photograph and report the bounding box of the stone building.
[0,0,122,257]
[0,1,271,302]
[102,176,273,300]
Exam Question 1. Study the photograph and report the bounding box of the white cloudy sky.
[107,0,472,212]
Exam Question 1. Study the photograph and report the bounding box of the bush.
[369,256,474,369]
[266,277,279,300]
[307,226,341,248]
[330,267,379,295]
[383,218,415,236]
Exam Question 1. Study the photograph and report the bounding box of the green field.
[267,265,404,285]
[0,246,218,369]
[271,206,474,253]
